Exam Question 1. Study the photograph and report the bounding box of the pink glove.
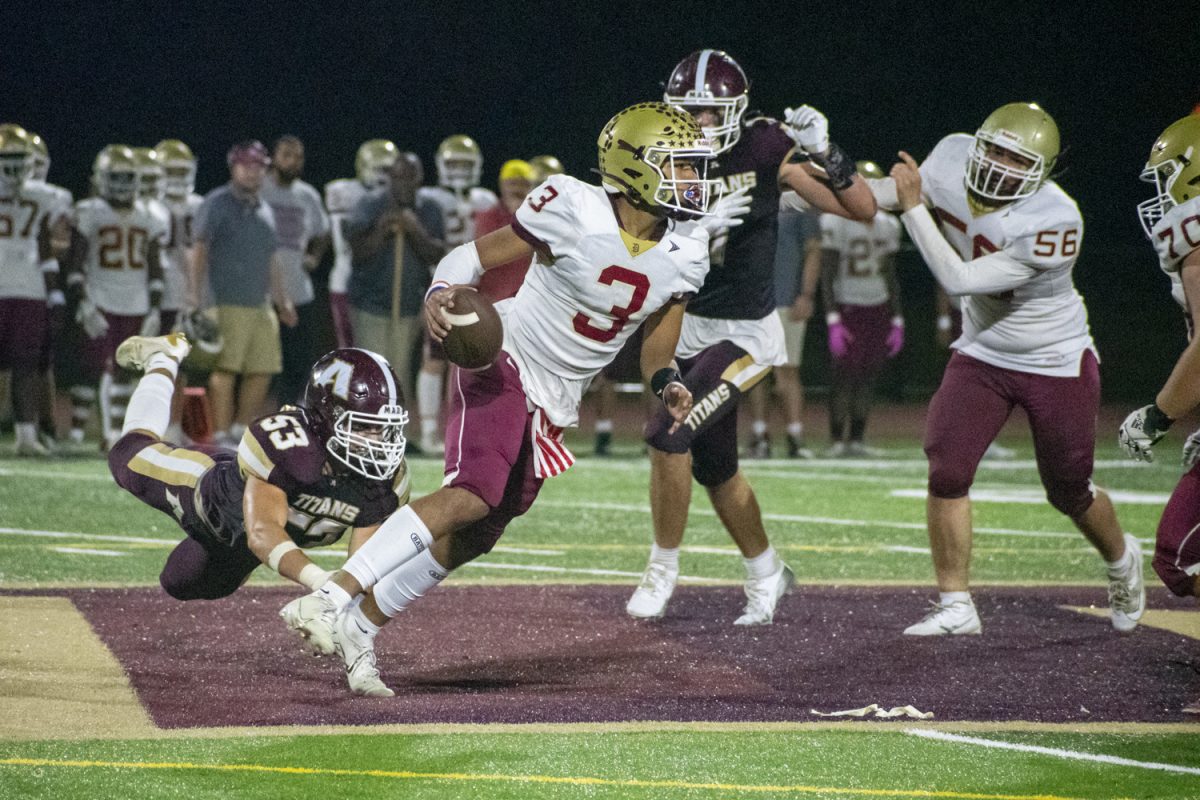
[886,317,905,358]
[827,313,852,358]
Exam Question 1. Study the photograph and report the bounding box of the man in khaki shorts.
[189,140,297,446]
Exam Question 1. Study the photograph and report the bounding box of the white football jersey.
[324,178,368,294]
[0,181,60,300]
[73,197,168,315]
[419,185,499,248]
[25,179,73,225]
[821,210,901,306]
[1150,195,1200,311]
[503,175,710,426]
[920,133,1092,376]
[161,193,203,311]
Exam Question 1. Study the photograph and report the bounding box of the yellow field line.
[0,757,1089,799]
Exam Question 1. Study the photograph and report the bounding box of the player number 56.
[1032,228,1079,258]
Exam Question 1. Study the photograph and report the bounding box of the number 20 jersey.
[507,174,710,427]
[73,197,168,315]
[920,133,1093,376]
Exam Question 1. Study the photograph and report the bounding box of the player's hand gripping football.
[663,381,693,435]
[424,285,472,341]
[891,151,923,211]
[1118,403,1174,462]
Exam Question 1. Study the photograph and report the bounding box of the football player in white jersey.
[1118,114,1200,607]
[325,139,398,348]
[414,135,501,456]
[132,147,172,337]
[65,145,168,450]
[877,102,1144,635]
[0,124,65,456]
[280,102,718,695]
[820,161,904,457]
[155,139,203,333]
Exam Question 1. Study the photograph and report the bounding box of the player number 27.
[573,265,650,344]
[260,415,310,450]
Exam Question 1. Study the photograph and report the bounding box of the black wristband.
[810,141,856,191]
[1146,403,1175,434]
[651,367,682,399]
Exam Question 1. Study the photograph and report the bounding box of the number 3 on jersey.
[573,265,650,343]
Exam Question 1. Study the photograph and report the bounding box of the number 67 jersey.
[506,174,710,427]
[920,134,1093,377]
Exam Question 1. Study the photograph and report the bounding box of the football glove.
[886,317,905,358]
[1118,403,1174,462]
[139,308,162,338]
[827,313,852,358]
[783,105,830,155]
[76,296,109,339]
[1183,428,1200,469]
[698,185,753,236]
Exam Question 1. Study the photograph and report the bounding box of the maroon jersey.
[688,116,795,321]
[199,407,410,547]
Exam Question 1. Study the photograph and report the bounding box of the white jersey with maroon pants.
[877,134,1142,635]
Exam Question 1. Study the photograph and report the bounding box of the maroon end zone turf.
[24,585,1200,728]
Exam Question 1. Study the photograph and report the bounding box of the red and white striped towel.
[531,407,575,478]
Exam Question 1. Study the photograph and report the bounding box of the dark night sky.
[4,1,1200,397]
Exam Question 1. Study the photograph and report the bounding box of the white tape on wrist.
[267,540,300,572]
[298,563,332,590]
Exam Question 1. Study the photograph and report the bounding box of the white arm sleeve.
[901,205,1036,297]
[428,240,484,296]
[867,177,900,212]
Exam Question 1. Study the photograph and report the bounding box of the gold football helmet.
[355,139,398,188]
[155,139,197,199]
[966,102,1059,202]
[131,146,165,201]
[435,134,482,192]
[597,101,720,218]
[93,145,139,205]
[0,123,33,191]
[855,160,885,181]
[1138,115,1200,237]
[529,154,564,183]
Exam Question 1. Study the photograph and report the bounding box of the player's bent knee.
[158,570,237,601]
[106,431,155,489]
[1153,555,1199,598]
[692,453,737,488]
[1050,486,1094,519]
[645,414,693,455]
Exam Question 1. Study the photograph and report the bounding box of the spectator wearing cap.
[260,135,330,406]
[345,152,444,413]
[189,140,298,446]
[473,159,536,302]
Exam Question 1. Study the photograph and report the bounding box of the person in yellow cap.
[474,159,537,301]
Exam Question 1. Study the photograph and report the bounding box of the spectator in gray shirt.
[346,152,445,412]
[188,140,297,446]
[261,135,330,405]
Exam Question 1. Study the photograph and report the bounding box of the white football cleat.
[280,590,340,656]
[735,563,795,625]
[825,441,847,458]
[903,598,982,636]
[333,611,394,697]
[626,563,679,620]
[115,332,191,372]
[1108,533,1146,633]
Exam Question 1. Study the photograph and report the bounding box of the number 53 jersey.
[920,134,1093,377]
[197,407,410,549]
[507,174,710,426]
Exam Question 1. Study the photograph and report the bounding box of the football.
[442,289,503,370]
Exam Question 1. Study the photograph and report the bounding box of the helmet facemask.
[644,145,723,219]
[138,167,165,202]
[965,131,1048,203]
[0,151,29,193]
[326,405,408,481]
[437,155,482,193]
[99,169,139,206]
[163,163,196,199]
[1138,156,1188,238]
[664,93,748,154]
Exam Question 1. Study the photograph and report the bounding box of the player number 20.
[260,415,310,450]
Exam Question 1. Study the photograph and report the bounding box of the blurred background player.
[629,49,877,626]
[745,191,820,459]
[820,160,904,457]
[474,159,536,301]
[880,102,1143,635]
[65,144,167,450]
[1118,114,1200,605]
[261,135,330,406]
[325,139,399,348]
[414,135,499,455]
[529,154,564,185]
[132,146,171,340]
[0,124,66,455]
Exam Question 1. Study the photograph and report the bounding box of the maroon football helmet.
[664,49,750,154]
[303,348,408,480]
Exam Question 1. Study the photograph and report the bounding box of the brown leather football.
[442,289,503,370]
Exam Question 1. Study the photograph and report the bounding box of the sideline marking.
[50,546,128,557]
[0,756,1093,799]
[905,728,1200,776]
[1062,606,1200,640]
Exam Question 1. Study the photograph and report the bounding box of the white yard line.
[0,527,178,546]
[461,561,723,583]
[891,488,1171,505]
[50,546,128,557]
[570,458,1153,472]
[905,728,1200,776]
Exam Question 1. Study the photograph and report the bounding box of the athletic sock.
[14,421,38,446]
[146,352,181,379]
[341,504,435,590]
[122,373,175,437]
[939,591,972,606]
[595,418,613,434]
[1106,542,1135,575]
[786,422,803,438]
[345,600,381,639]
[744,546,782,580]
[751,419,768,437]
[417,371,442,437]
[373,549,449,618]
[649,543,679,572]
[318,581,354,611]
